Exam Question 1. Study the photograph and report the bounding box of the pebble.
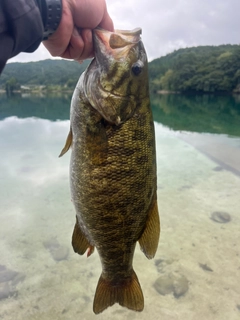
[211,211,231,223]
[199,263,213,272]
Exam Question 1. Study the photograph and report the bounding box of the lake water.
[0,93,240,320]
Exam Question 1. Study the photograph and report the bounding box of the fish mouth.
[93,28,142,57]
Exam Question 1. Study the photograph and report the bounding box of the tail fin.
[93,270,144,314]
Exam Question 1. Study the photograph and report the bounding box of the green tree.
[66,78,77,88]
[5,77,20,96]
[148,44,240,93]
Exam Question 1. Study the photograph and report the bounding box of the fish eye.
[131,61,143,76]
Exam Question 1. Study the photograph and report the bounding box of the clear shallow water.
[0,94,240,320]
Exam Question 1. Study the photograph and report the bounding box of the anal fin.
[59,128,72,157]
[93,269,143,314]
[72,217,94,256]
[138,194,160,259]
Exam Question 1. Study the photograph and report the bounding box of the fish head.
[83,28,149,125]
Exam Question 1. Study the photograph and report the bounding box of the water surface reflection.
[0,94,239,320]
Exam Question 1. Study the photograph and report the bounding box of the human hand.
[43,0,114,61]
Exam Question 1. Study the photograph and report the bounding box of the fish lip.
[93,27,142,39]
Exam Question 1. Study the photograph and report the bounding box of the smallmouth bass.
[60,28,160,314]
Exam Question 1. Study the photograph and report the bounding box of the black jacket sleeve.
[0,0,44,73]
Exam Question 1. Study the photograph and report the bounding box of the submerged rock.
[0,282,16,300]
[199,263,213,272]
[50,246,69,262]
[11,273,26,286]
[173,275,189,298]
[154,258,174,273]
[154,273,189,298]
[0,269,18,283]
[0,282,11,300]
[211,211,231,223]
[43,238,69,261]
[154,275,174,295]
[0,265,6,272]
[43,238,60,250]
[213,166,223,172]
[0,266,25,300]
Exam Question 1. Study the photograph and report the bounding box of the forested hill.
[149,44,240,93]
[0,59,90,88]
[1,44,240,93]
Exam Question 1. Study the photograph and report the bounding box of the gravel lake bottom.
[0,118,239,320]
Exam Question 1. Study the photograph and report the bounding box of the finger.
[43,32,71,57]
[99,10,114,32]
[61,27,84,60]
[78,29,94,60]
[43,1,73,56]
[61,28,93,61]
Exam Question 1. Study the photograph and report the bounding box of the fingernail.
[85,29,92,42]
[73,27,80,37]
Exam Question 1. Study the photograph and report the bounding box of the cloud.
[8,0,240,63]
[0,117,70,187]
[108,0,240,60]
[9,44,52,63]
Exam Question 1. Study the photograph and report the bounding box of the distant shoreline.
[156,89,240,95]
[157,90,180,94]
[1,87,240,97]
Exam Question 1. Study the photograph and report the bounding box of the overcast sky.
[9,0,240,64]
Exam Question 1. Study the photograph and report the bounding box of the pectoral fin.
[72,217,94,257]
[59,128,73,157]
[138,194,160,259]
